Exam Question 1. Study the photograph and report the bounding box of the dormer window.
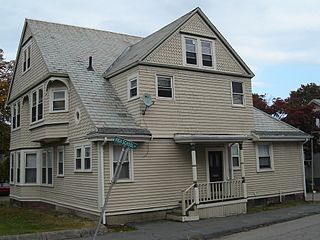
[183,35,215,69]
[22,43,31,73]
[50,89,68,112]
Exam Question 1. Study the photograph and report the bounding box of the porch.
[167,133,250,222]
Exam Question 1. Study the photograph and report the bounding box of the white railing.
[181,183,195,216]
[198,179,243,203]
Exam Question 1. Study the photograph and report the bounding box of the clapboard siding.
[144,13,246,75]
[10,25,49,102]
[138,65,253,136]
[244,141,304,197]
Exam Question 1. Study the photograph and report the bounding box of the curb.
[189,210,320,240]
[0,227,107,240]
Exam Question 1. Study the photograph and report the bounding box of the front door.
[208,151,223,182]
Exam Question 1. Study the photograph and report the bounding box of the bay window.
[31,87,44,123]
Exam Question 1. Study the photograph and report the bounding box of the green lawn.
[247,200,312,214]
[0,201,96,236]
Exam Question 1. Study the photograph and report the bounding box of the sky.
[1,0,319,100]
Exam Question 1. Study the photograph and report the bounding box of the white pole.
[239,143,247,198]
[191,144,199,205]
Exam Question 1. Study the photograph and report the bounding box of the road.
[214,214,320,240]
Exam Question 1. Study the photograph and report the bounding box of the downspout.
[301,138,309,199]
[98,137,108,224]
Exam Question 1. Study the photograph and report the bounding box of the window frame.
[231,81,245,107]
[109,143,134,183]
[74,144,92,172]
[256,143,274,172]
[30,86,44,124]
[155,75,174,100]
[10,152,14,184]
[182,35,216,69]
[11,100,21,131]
[57,146,64,177]
[24,152,38,184]
[49,88,68,113]
[231,144,240,170]
[127,75,139,101]
[22,42,32,73]
[16,152,21,184]
[41,148,53,186]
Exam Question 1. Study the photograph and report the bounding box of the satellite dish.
[143,93,153,107]
[142,93,154,115]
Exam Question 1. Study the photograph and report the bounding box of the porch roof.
[174,133,251,144]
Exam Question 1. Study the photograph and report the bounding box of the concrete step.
[166,212,199,222]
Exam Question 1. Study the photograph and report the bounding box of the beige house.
[7,8,309,223]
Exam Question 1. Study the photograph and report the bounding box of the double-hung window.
[128,77,138,100]
[257,144,274,171]
[25,153,37,183]
[156,75,173,99]
[16,152,21,183]
[74,145,91,172]
[231,144,240,169]
[50,89,68,112]
[183,36,214,68]
[185,37,197,65]
[31,87,43,123]
[57,146,64,176]
[110,144,133,181]
[10,153,14,184]
[23,43,31,72]
[12,101,21,130]
[42,149,53,185]
[231,81,244,106]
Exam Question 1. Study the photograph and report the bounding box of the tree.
[252,93,273,114]
[0,49,14,182]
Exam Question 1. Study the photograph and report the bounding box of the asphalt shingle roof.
[27,19,146,130]
[253,108,309,137]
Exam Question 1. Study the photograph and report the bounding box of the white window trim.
[182,34,216,69]
[10,152,14,184]
[30,86,44,124]
[231,144,240,170]
[109,143,134,183]
[231,81,245,107]
[256,143,274,172]
[74,144,92,172]
[22,42,32,74]
[127,74,139,101]
[23,150,41,185]
[41,148,53,186]
[57,146,64,177]
[16,151,21,184]
[155,75,175,100]
[11,100,21,131]
[49,88,68,113]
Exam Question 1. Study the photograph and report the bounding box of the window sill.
[40,185,54,188]
[74,170,92,173]
[128,96,139,102]
[155,97,175,101]
[111,179,134,183]
[11,127,21,132]
[30,118,44,127]
[233,167,241,171]
[257,168,274,173]
[49,110,68,114]
[232,104,245,108]
[22,67,31,76]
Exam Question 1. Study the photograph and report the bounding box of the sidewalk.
[77,204,320,240]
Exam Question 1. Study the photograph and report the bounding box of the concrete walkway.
[77,204,320,240]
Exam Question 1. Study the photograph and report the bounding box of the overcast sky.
[1,0,319,99]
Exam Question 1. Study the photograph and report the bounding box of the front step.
[166,209,199,222]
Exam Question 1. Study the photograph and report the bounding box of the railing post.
[239,143,247,198]
[182,191,186,216]
[191,144,199,205]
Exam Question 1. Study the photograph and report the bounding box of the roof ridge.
[253,107,305,133]
[26,18,143,40]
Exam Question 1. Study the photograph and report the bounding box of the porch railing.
[181,183,195,216]
[198,179,243,203]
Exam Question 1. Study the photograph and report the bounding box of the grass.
[0,201,96,236]
[247,200,312,214]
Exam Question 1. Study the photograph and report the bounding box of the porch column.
[239,143,247,198]
[191,144,199,204]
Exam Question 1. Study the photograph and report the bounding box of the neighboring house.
[7,8,310,223]
[307,99,320,186]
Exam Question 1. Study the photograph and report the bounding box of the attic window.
[183,35,215,68]
[128,75,139,100]
[22,43,31,73]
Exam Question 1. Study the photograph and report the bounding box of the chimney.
[87,56,94,71]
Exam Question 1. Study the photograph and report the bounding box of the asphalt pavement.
[214,214,320,240]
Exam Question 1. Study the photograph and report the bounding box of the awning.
[174,133,251,144]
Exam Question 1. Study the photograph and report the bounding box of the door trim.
[205,147,227,183]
